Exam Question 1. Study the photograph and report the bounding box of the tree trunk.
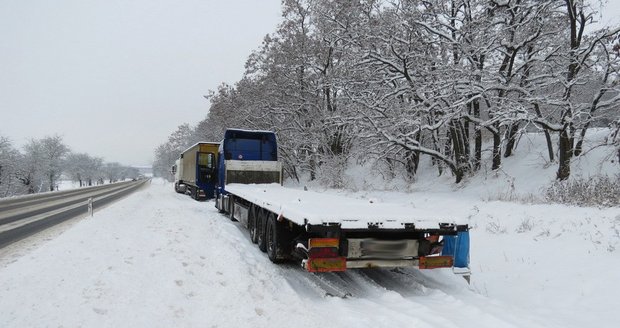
[557,125,573,180]
[492,123,502,170]
[429,118,443,175]
[574,127,587,156]
[504,122,520,157]
[404,132,422,179]
[404,151,417,180]
[473,100,482,170]
[544,130,555,162]
[533,104,555,162]
[309,151,316,181]
[449,119,469,180]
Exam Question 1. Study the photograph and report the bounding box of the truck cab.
[176,142,220,200]
[215,129,282,212]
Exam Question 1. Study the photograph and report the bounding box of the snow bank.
[1,179,618,327]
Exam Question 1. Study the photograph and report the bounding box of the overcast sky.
[0,1,618,166]
[0,0,281,166]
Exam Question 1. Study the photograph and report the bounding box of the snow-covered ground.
[1,131,618,327]
[0,177,618,327]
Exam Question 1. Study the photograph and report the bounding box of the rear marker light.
[419,256,454,269]
[308,238,339,249]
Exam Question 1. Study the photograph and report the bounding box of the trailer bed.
[225,183,452,230]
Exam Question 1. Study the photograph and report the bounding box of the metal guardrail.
[0,179,149,248]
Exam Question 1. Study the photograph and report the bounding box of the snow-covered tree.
[19,139,46,193]
[64,153,105,187]
[153,124,194,180]
[65,153,91,187]
[39,135,70,191]
[0,136,22,197]
[103,162,123,183]
[158,0,619,186]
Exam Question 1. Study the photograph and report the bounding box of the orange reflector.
[308,238,339,249]
[419,256,454,269]
[306,257,347,272]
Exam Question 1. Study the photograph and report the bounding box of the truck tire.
[249,205,259,244]
[257,209,267,252]
[266,213,284,263]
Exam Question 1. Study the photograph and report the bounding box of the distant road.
[0,180,149,248]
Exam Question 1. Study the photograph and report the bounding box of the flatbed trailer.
[215,129,470,275]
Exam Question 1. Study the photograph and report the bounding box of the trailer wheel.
[249,205,259,244]
[266,213,284,263]
[257,209,267,252]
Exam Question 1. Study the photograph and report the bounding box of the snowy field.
[1,176,618,327]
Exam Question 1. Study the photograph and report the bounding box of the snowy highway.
[0,179,618,327]
[0,180,148,248]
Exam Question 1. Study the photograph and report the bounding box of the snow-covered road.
[0,179,617,327]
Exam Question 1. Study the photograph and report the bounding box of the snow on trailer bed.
[226,183,455,229]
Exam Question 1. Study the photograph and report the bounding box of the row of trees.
[155,0,620,185]
[0,135,139,197]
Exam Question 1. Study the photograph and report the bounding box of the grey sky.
[0,0,281,166]
[1,1,618,167]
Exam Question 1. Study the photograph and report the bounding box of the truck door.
[197,152,216,183]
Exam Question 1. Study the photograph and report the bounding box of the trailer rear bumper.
[345,259,419,269]
[303,258,418,272]
[301,230,470,273]
[302,257,461,271]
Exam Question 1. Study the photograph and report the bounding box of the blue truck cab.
[174,142,220,200]
[215,129,282,212]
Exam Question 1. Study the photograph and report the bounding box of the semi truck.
[215,129,470,276]
[172,142,220,200]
